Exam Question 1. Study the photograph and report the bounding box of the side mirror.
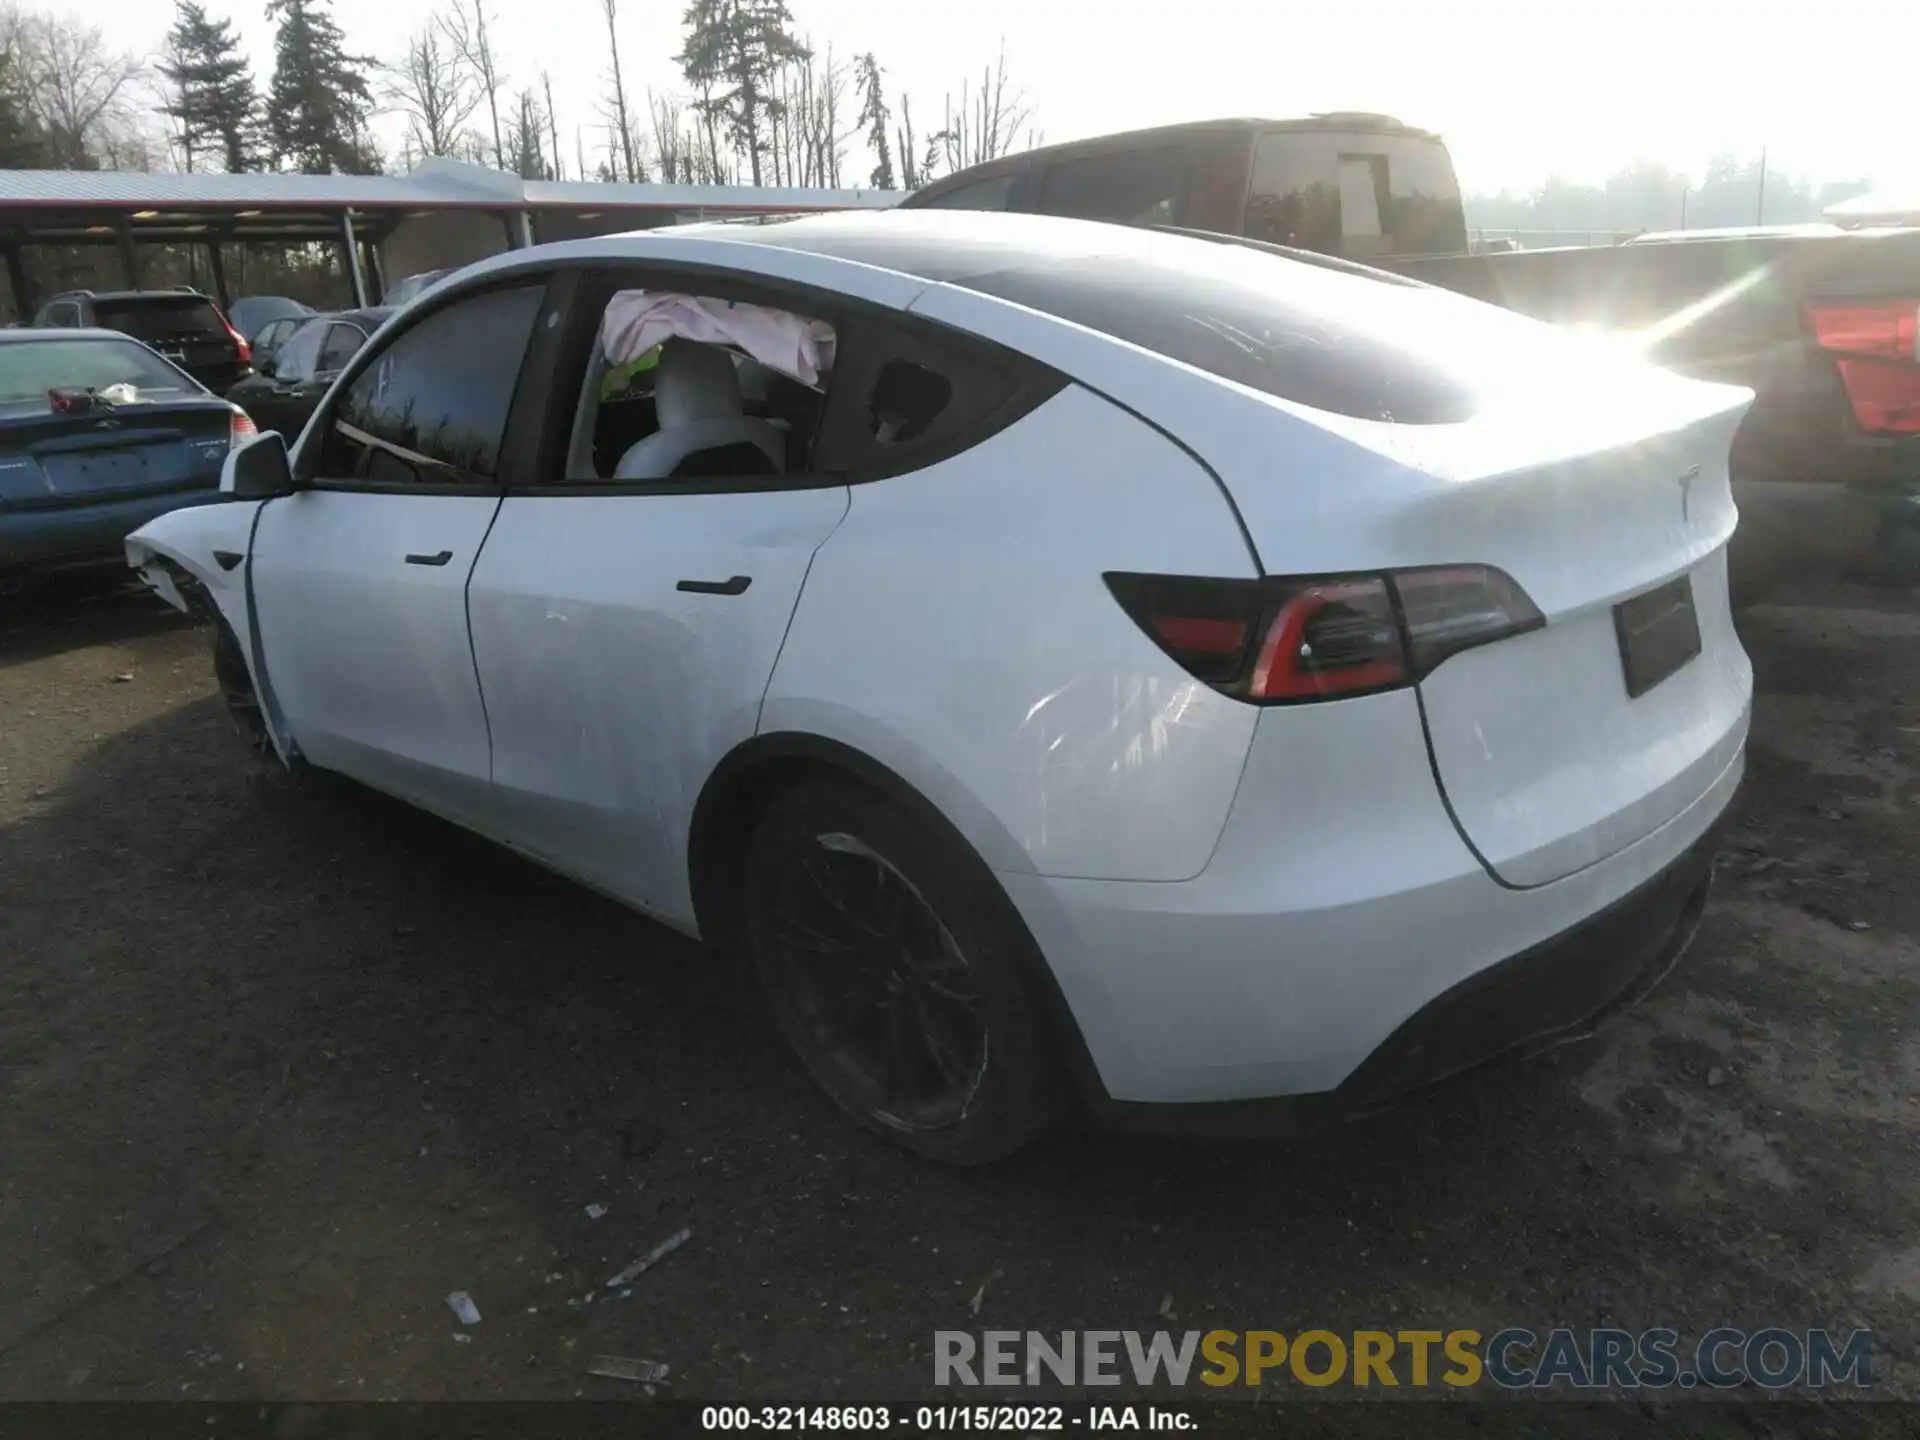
[222,431,296,500]
[256,357,277,379]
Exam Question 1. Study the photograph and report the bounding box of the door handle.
[676,575,752,595]
[405,549,454,567]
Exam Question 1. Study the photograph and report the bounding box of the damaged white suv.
[128,211,1752,1164]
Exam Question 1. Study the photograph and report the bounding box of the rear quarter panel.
[764,383,1262,883]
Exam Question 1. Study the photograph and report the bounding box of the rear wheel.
[743,780,1062,1165]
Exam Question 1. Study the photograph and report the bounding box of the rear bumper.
[0,487,223,571]
[1001,688,1745,1116]
[1100,815,1721,1138]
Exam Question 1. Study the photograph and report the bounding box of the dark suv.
[33,288,252,391]
[897,115,1471,262]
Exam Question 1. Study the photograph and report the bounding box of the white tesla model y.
[127,211,1753,1163]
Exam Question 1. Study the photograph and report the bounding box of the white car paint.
[469,485,852,925]
[247,489,504,828]
[128,211,1755,1115]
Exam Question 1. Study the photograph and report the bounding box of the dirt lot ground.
[1,573,1917,1417]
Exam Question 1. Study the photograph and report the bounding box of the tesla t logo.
[1677,464,1701,522]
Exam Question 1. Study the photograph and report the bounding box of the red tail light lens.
[229,406,258,450]
[1105,565,1543,705]
[1804,299,1920,433]
[218,312,252,363]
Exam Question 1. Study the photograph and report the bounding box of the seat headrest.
[655,339,743,429]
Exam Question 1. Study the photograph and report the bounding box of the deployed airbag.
[600,290,835,387]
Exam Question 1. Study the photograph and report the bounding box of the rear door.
[466,267,852,927]
[247,280,550,829]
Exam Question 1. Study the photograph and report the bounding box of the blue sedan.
[0,329,251,589]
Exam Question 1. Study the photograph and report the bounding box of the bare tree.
[4,6,145,168]
[928,39,1035,176]
[647,89,684,184]
[895,91,919,189]
[597,0,637,182]
[774,42,852,188]
[541,69,562,180]
[437,0,504,169]
[384,23,478,160]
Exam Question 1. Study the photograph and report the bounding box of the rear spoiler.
[1143,224,1437,289]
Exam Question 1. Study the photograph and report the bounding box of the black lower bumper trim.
[1099,813,1727,1140]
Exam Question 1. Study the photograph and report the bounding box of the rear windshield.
[954,245,1486,423]
[0,338,197,404]
[92,296,229,342]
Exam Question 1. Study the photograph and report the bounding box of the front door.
[248,281,551,829]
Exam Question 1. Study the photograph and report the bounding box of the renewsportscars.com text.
[933,1328,1874,1391]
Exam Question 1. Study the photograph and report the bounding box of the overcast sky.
[70,0,1920,192]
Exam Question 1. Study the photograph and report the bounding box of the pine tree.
[676,0,808,187]
[855,53,891,191]
[159,1,261,173]
[265,0,377,174]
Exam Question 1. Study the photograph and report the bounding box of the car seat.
[613,339,786,480]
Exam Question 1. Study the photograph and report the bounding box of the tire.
[743,779,1064,1165]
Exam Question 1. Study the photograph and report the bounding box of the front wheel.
[743,781,1063,1165]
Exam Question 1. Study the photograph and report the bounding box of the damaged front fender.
[125,500,292,764]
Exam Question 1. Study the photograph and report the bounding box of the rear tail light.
[1104,565,1544,705]
[229,406,257,450]
[219,312,251,363]
[1803,299,1920,433]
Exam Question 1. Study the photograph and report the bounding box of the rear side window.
[912,173,1018,212]
[1035,145,1188,226]
[317,323,365,373]
[1246,131,1467,259]
[811,312,1058,474]
[322,283,544,483]
[954,249,1479,424]
[274,321,326,381]
[92,297,228,342]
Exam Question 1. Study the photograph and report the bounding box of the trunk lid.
[1196,323,1755,888]
[0,399,233,510]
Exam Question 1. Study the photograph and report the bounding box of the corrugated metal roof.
[523,178,901,211]
[0,157,904,214]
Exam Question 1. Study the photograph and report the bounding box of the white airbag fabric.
[600,290,835,387]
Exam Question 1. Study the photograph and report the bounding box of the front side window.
[321,283,545,485]
[1034,145,1190,226]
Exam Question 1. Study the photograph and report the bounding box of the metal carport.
[0,158,901,317]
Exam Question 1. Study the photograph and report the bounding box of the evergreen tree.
[854,53,891,191]
[264,0,377,174]
[676,0,808,187]
[159,2,261,173]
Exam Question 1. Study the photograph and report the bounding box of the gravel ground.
[1,573,1916,1420]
